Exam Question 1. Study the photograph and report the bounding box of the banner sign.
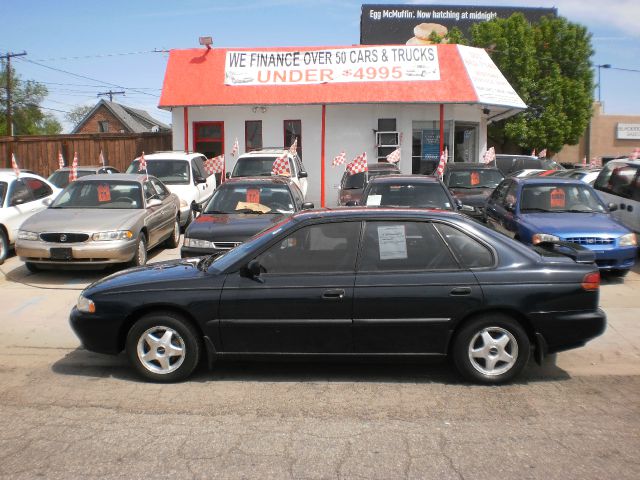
[361,4,557,44]
[224,46,440,86]
[616,123,640,140]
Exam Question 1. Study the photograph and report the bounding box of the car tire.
[164,218,180,248]
[130,233,148,267]
[0,229,8,264]
[126,311,202,383]
[452,314,530,385]
[25,262,40,273]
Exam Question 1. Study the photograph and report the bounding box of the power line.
[15,57,159,98]
[31,50,160,62]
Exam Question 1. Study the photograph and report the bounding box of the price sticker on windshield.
[550,188,565,209]
[470,171,480,186]
[97,184,111,202]
[246,189,260,204]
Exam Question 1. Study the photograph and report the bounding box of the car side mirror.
[225,172,231,179]
[608,202,618,212]
[147,198,162,208]
[455,198,463,210]
[191,203,202,213]
[299,171,308,179]
[194,176,206,185]
[301,202,314,210]
[505,202,515,212]
[241,259,264,282]
[345,200,359,207]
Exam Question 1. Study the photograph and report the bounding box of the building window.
[245,120,262,151]
[284,120,302,158]
[194,121,225,182]
[98,121,109,133]
[377,118,397,163]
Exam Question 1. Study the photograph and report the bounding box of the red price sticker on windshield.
[246,188,260,204]
[97,184,111,202]
[550,188,565,209]
[470,171,480,186]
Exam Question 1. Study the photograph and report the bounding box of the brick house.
[72,99,171,134]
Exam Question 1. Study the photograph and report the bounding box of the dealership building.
[159,44,525,206]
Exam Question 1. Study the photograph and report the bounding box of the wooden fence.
[0,132,172,177]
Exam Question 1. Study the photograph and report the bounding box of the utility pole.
[97,90,125,102]
[1,51,27,137]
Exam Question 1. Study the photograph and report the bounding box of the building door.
[412,120,452,174]
[194,121,224,183]
[454,123,478,163]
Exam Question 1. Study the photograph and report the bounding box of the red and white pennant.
[386,147,401,164]
[331,151,346,167]
[272,153,291,176]
[435,147,448,180]
[69,152,79,182]
[11,153,20,178]
[346,152,368,176]
[204,155,225,175]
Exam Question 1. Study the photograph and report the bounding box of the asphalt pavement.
[0,244,638,479]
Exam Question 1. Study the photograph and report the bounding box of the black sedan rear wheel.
[125,312,201,382]
[453,314,530,384]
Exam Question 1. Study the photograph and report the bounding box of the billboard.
[361,4,557,45]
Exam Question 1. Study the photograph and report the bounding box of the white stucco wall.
[171,103,485,206]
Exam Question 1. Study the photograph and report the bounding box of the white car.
[230,148,308,198]
[0,171,61,264]
[126,151,217,227]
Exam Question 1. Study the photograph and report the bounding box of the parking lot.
[0,244,639,479]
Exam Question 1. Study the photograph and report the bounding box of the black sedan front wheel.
[453,314,530,384]
[126,312,202,382]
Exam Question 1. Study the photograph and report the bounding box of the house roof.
[159,44,527,116]
[72,99,171,134]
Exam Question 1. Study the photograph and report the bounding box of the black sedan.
[443,163,504,219]
[357,175,459,210]
[70,208,606,384]
[181,176,313,257]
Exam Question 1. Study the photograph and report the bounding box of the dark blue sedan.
[484,177,637,276]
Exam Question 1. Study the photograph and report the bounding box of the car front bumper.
[590,245,637,271]
[69,306,124,354]
[17,238,137,265]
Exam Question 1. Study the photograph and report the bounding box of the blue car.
[484,177,637,276]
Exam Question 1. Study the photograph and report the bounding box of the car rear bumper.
[69,306,124,354]
[17,238,137,265]
[531,308,606,354]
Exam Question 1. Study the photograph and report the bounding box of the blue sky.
[3,0,639,132]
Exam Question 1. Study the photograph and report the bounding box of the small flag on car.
[386,147,401,164]
[99,149,105,166]
[69,152,78,182]
[538,148,547,158]
[331,151,346,167]
[11,153,20,178]
[435,147,448,180]
[204,155,225,175]
[138,151,148,179]
[346,152,368,176]
[531,148,536,156]
[289,138,298,156]
[483,146,495,164]
[231,138,239,157]
[272,153,291,176]
[58,151,65,169]
[630,148,640,160]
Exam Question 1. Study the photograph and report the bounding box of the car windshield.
[205,184,294,214]
[232,156,292,177]
[48,169,95,188]
[126,160,190,185]
[446,169,504,188]
[50,181,143,209]
[205,216,295,272]
[0,181,7,205]
[364,183,453,210]
[520,184,606,213]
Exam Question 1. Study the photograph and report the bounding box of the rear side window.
[358,221,459,272]
[24,178,53,200]
[9,180,35,206]
[435,224,493,268]
[594,163,640,200]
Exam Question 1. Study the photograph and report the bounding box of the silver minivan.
[593,158,640,233]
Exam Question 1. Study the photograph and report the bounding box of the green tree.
[65,104,93,129]
[468,14,594,154]
[0,60,62,135]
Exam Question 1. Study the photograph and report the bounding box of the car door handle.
[322,289,345,300]
[450,287,472,296]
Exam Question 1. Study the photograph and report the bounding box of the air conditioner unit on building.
[376,131,399,147]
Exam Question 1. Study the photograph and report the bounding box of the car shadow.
[52,347,570,385]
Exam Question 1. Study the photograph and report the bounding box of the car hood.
[85,258,221,295]
[450,188,494,206]
[186,213,284,241]
[520,212,630,237]
[20,208,144,233]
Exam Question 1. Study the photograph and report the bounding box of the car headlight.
[619,233,637,247]
[77,294,95,313]
[532,233,560,245]
[18,230,40,241]
[184,237,215,248]
[91,230,133,241]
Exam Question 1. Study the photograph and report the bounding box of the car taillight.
[581,271,600,291]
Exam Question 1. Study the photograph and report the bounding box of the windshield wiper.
[203,210,228,214]
[198,251,226,270]
[235,208,266,214]
[522,208,551,212]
